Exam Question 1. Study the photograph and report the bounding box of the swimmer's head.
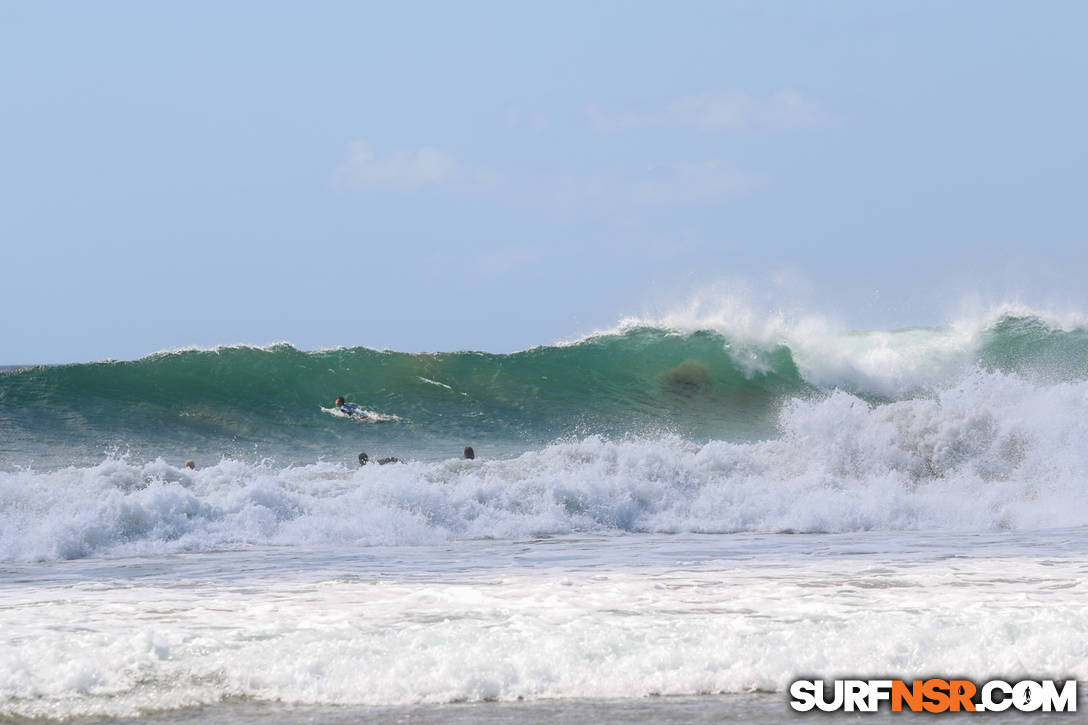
[358,452,369,466]
[463,446,475,460]
[184,460,196,470]
[335,396,346,407]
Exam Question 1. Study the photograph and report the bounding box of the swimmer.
[463,446,475,460]
[184,460,196,470]
[359,452,402,466]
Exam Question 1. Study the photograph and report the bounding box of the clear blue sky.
[2,1,1086,363]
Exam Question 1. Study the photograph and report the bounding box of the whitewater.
[2,307,1088,722]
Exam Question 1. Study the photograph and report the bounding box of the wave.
[0,329,806,462]
[3,313,1088,466]
[4,366,1087,561]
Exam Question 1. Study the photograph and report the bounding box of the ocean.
[2,310,1087,722]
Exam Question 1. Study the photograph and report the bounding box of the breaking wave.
[4,367,1087,562]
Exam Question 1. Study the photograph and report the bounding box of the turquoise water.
[3,315,1087,468]
[4,313,1088,721]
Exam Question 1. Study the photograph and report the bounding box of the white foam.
[417,376,454,390]
[3,369,1088,563]
[565,289,1088,397]
[1,537,1086,718]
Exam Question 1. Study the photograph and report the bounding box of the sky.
[2,0,1086,363]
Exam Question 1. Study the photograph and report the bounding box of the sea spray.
[5,308,1088,721]
[4,368,1087,562]
[4,313,1088,468]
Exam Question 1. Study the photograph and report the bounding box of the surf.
[2,309,1088,467]
[5,361,1088,562]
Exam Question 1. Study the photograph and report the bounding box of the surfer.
[335,396,368,420]
[359,452,402,466]
[463,446,475,460]
[184,460,196,470]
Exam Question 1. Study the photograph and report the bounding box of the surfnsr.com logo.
[790,679,1077,713]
